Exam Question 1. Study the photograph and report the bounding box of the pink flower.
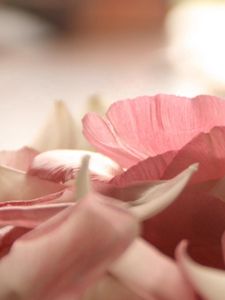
[81,94,225,299]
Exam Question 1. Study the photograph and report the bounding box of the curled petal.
[0,147,38,172]
[177,241,225,300]
[31,100,77,152]
[129,164,198,221]
[0,193,138,300]
[29,149,122,183]
[83,95,225,168]
[110,238,195,300]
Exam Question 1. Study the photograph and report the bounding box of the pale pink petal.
[110,238,195,300]
[83,275,145,300]
[0,166,64,202]
[0,193,138,300]
[177,241,225,300]
[0,147,38,171]
[0,202,73,228]
[29,149,122,183]
[163,127,225,183]
[129,164,197,221]
[83,95,225,168]
[31,100,77,152]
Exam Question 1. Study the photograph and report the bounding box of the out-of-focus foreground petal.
[0,147,38,172]
[83,95,225,168]
[110,238,195,300]
[0,193,138,300]
[29,149,122,183]
[177,241,225,300]
[0,166,64,202]
[31,100,77,152]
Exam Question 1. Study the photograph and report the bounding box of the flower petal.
[110,238,195,300]
[29,149,122,183]
[129,164,197,221]
[0,193,138,300]
[0,166,64,202]
[177,241,225,300]
[31,100,77,152]
[83,95,225,168]
[163,126,225,183]
[0,147,38,171]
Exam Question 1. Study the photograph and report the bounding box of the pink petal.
[0,166,64,202]
[177,241,225,300]
[0,147,38,171]
[83,95,225,168]
[0,202,73,228]
[110,238,195,300]
[110,150,176,185]
[0,226,30,259]
[29,149,122,183]
[0,193,138,300]
[163,126,225,183]
[83,275,146,300]
[31,100,77,152]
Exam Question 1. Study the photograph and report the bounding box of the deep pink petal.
[29,149,122,183]
[0,147,38,172]
[110,238,195,300]
[0,193,138,300]
[83,95,225,168]
[163,127,225,183]
[143,182,225,269]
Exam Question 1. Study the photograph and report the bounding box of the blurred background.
[1,0,225,148]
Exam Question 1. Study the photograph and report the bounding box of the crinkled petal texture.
[0,193,138,300]
[83,94,225,168]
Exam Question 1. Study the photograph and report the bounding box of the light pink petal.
[83,95,225,168]
[163,126,225,183]
[83,275,145,300]
[31,100,77,152]
[177,241,225,300]
[0,166,64,202]
[0,193,138,300]
[0,202,73,228]
[110,238,195,300]
[29,149,122,183]
[0,147,38,171]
